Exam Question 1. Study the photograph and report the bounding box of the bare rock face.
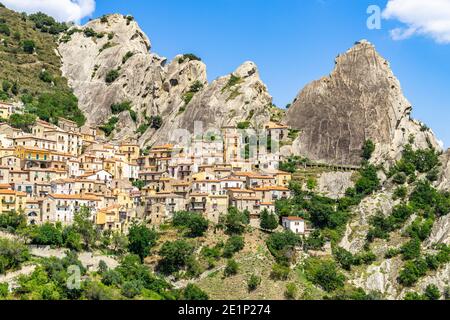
[59,15,270,144]
[316,171,354,199]
[340,191,397,254]
[150,61,271,144]
[286,40,439,166]
[437,149,450,191]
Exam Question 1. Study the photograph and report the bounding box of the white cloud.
[382,0,450,43]
[2,0,96,23]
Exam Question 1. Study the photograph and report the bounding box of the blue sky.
[7,0,449,147]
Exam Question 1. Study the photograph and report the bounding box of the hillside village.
[0,100,296,234]
[2,4,450,301]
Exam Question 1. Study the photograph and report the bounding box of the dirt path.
[0,265,36,289]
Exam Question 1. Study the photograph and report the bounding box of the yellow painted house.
[0,189,27,213]
[15,146,51,161]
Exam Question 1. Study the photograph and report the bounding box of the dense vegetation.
[0,6,85,126]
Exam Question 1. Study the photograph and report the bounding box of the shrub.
[0,282,8,298]
[122,51,134,64]
[222,236,244,258]
[424,284,441,300]
[121,280,143,298]
[183,284,209,300]
[266,230,301,264]
[362,139,375,161]
[393,186,408,200]
[39,70,53,83]
[99,117,119,137]
[105,69,119,83]
[397,258,428,286]
[406,217,434,241]
[247,274,261,291]
[111,101,132,114]
[354,165,380,196]
[304,230,325,251]
[304,258,345,292]
[0,211,26,231]
[237,121,250,130]
[178,53,201,63]
[334,247,355,271]
[224,207,249,235]
[22,40,36,54]
[29,12,67,34]
[31,223,64,246]
[224,259,238,277]
[285,283,297,300]
[0,23,10,36]
[401,238,421,261]
[0,238,30,274]
[393,172,407,185]
[270,263,290,280]
[101,269,124,287]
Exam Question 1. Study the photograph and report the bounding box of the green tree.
[158,240,194,275]
[304,258,345,292]
[266,230,301,264]
[8,113,37,132]
[183,284,209,300]
[0,238,30,274]
[111,232,129,255]
[260,209,279,230]
[128,223,158,261]
[172,211,209,237]
[73,206,97,250]
[224,207,249,235]
[31,223,63,246]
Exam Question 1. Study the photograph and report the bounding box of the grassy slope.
[0,6,70,97]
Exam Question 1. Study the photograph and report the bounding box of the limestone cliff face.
[286,40,440,166]
[58,14,270,145]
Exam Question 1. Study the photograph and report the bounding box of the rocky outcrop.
[316,171,354,199]
[285,40,440,166]
[340,191,397,254]
[59,14,271,145]
[351,258,402,299]
[437,150,450,191]
[146,61,272,145]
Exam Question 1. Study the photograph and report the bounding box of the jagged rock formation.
[58,14,271,145]
[286,40,440,166]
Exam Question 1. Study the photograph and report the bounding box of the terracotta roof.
[284,216,304,221]
[48,194,101,201]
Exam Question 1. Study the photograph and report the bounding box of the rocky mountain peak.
[85,14,151,52]
[59,16,272,145]
[234,61,259,79]
[285,41,439,166]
